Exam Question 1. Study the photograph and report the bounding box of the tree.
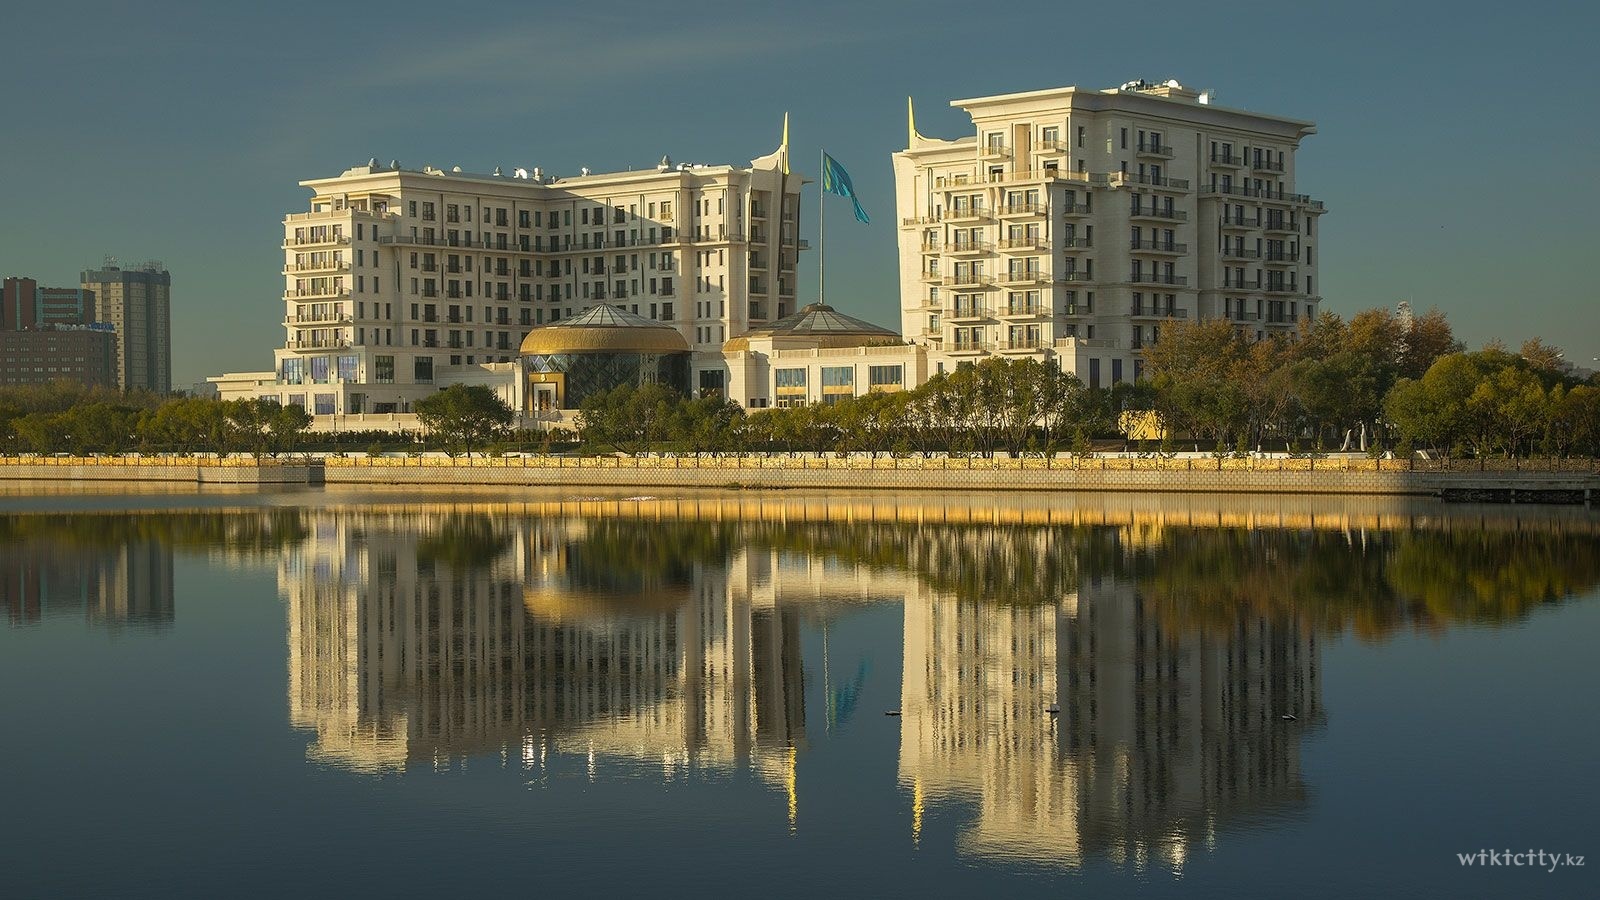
[415,385,513,455]
[1400,308,1462,380]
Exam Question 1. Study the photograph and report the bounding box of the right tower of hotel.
[894,79,1324,387]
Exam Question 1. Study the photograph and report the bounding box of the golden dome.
[519,304,690,355]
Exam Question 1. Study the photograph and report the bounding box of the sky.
[2,0,1597,387]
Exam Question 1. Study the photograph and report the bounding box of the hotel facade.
[212,80,1322,427]
[895,79,1324,387]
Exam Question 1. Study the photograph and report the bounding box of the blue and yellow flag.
[821,152,870,224]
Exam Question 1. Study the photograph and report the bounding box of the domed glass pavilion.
[722,302,899,352]
[519,305,690,411]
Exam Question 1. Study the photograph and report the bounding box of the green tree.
[415,385,512,455]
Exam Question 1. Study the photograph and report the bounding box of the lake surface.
[2,488,1597,899]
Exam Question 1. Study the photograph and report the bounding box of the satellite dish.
[389,160,400,169]
[580,167,591,176]
[658,155,672,172]
[368,157,379,167]
[451,165,462,172]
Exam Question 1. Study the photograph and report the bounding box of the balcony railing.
[1251,157,1285,173]
[284,261,350,273]
[1222,246,1261,259]
[284,235,350,248]
[1062,305,1093,316]
[285,313,353,325]
[999,202,1047,217]
[285,338,352,350]
[1128,273,1189,286]
[947,306,993,320]
[289,287,351,299]
[1210,152,1244,166]
[1201,184,1317,206]
[1137,141,1175,158]
[1057,272,1094,283]
[995,339,1045,351]
[1130,307,1190,319]
[1130,207,1188,221]
[1130,240,1187,254]
[1060,202,1092,215]
[1263,282,1301,294]
[949,341,994,353]
[997,238,1047,251]
[979,144,1011,159]
[942,275,996,288]
[1264,250,1301,264]
[1224,277,1262,290]
[1000,304,1049,317]
[944,241,993,255]
[944,207,992,222]
[1264,218,1300,233]
[1000,271,1048,285]
[1110,172,1190,190]
[1220,214,1259,228]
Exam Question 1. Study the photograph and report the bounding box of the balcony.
[1130,206,1188,222]
[919,241,940,253]
[997,238,1047,252]
[284,260,350,274]
[288,287,351,300]
[999,304,1049,318]
[944,207,992,223]
[1263,282,1301,295]
[1130,307,1190,320]
[285,313,353,326]
[1264,250,1301,265]
[1130,240,1187,254]
[284,234,350,248]
[919,269,942,282]
[1000,271,1049,286]
[1220,214,1258,230]
[1128,273,1189,286]
[1224,277,1262,290]
[985,168,1095,186]
[947,305,992,321]
[1251,157,1285,173]
[1210,152,1244,167]
[1061,305,1093,316]
[285,338,352,351]
[1222,246,1261,259]
[1056,272,1094,283]
[948,341,994,354]
[1110,172,1190,190]
[1061,237,1093,250]
[944,241,993,255]
[1137,141,1176,159]
[979,144,1011,159]
[1060,202,1092,216]
[999,202,1046,218]
[942,275,997,289]
[1264,218,1300,234]
[995,339,1046,352]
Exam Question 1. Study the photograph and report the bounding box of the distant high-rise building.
[0,276,114,388]
[3,276,96,328]
[81,261,172,393]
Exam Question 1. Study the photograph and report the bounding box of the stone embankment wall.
[2,455,1595,499]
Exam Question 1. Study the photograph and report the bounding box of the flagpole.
[819,149,825,307]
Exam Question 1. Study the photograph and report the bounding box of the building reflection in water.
[900,572,1319,874]
[283,513,827,826]
[278,498,1596,870]
[1,536,174,629]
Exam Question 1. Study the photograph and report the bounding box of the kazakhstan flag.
[821,152,870,224]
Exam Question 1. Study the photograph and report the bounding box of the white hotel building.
[212,81,1325,426]
[895,79,1324,387]
[212,142,805,418]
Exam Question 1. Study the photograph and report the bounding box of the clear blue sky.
[3,0,1597,386]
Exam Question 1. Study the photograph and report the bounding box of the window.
[414,357,433,383]
[314,393,336,415]
[775,368,807,389]
[279,357,305,385]
[821,366,853,388]
[868,365,903,390]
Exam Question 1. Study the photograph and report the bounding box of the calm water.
[2,488,1597,899]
